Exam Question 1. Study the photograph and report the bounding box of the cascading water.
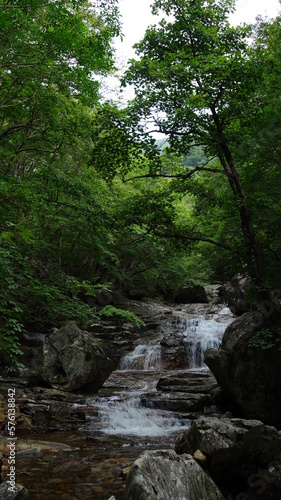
[119,344,162,371]
[13,301,235,500]
[182,316,228,369]
[95,390,185,437]
[93,305,233,438]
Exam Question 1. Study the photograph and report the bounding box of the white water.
[94,307,233,437]
[119,345,162,371]
[119,311,232,372]
[96,394,185,437]
[182,316,228,369]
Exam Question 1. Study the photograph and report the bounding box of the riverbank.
[0,296,234,498]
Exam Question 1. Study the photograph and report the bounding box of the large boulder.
[141,372,218,415]
[125,450,224,500]
[173,284,208,304]
[43,324,113,392]
[175,416,281,485]
[204,309,281,425]
[220,274,252,315]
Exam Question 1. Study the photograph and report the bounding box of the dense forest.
[1,0,280,365]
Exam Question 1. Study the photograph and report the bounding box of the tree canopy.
[123,0,281,293]
[0,0,281,365]
[0,0,121,363]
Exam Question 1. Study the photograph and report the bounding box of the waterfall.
[89,305,233,439]
[119,345,162,371]
[95,394,186,437]
[119,310,232,371]
[183,317,227,369]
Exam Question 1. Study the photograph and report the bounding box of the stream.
[13,302,233,499]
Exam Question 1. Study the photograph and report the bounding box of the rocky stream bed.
[1,290,281,499]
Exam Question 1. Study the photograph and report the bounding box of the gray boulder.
[220,274,252,315]
[141,391,213,413]
[125,449,224,500]
[0,482,28,499]
[175,416,281,484]
[204,309,281,425]
[43,324,113,392]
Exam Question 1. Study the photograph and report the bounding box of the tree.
[124,0,275,292]
[0,0,120,177]
[0,0,121,364]
[243,15,281,289]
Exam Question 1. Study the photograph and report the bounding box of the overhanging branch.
[151,227,233,251]
[123,156,231,183]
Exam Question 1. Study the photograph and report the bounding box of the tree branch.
[123,156,231,183]
[150,227,233,251]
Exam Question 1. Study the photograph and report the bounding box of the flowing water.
[13,302,234,499]
[119,345,163,371]
[183,316,228,368]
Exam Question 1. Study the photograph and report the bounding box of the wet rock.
[175,416,281,484]
[0,384,33,431]
[43,323,113,393]
[157,371,218,394]
[0,383,89,432]
[160,342,189,370]
[205,285,224,305]
[204,309,281,425]
[90,319,144,365]
[148,370,220,416]
[18,345,45,385]
[0,482,28,499]
[97,290,114,306]
[220,274,252,315]
[173,284,209,304]
[142,391,213,413]
[0,436,72,456]
[125,449,224,500]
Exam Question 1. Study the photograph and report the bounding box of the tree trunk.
[211,107,266,288]
[222,143,265,282]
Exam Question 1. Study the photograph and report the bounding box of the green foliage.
[125,0,254,155]
[1,0,280,367]
[123,0,281,290]
[21,277,96,331]
[0,242,24,365]
[0,0,120,364]
[0,0,120,178]
[249,327,281,351]
[99,306,144,328]
[0,239,95,347]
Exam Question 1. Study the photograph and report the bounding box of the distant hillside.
[154,138,208,167]
[155,138,169,150]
